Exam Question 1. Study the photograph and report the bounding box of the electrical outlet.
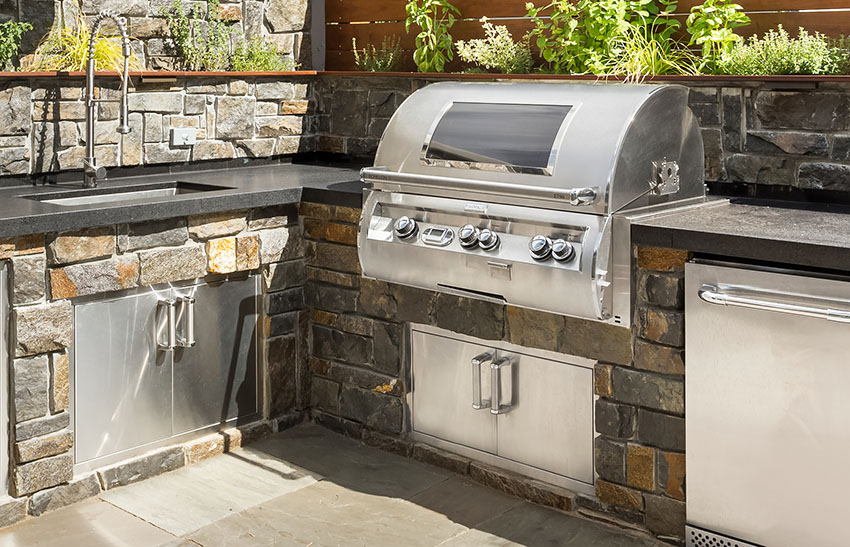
[170,127,197,147]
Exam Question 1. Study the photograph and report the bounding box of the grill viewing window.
[423,103,572,174]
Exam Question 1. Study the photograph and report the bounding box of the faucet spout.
[84,10,132,188]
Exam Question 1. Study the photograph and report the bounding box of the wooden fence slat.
[327,0,850,23]
[329,11,850,55]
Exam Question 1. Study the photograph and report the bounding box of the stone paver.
[0,424,663,547]
[101,446,319,535]
[0,498,175,547]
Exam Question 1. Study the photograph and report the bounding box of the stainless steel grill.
[359,82,705,326]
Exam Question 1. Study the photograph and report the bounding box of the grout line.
[98,497,180,538]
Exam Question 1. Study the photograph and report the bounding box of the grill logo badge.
[464,202,488,213]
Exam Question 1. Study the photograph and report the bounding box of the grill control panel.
[390,216,579,265]
[359,191,615,324]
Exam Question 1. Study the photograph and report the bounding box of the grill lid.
[362,81,704,215]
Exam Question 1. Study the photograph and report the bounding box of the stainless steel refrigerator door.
[686,261,850,547]
[172,276,260,435]
[0,264,8,493]
[496,353,594,485]
[410,329,498,454]
[74,289,173,464]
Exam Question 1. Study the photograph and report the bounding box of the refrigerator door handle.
[698,284,850,323]
[177,295,197,348]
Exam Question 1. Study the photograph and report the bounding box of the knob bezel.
[478,229,500,251]
[529,235,553,261]
[459,224,480,248]
[394,216,417,239]
[552,239,576,262]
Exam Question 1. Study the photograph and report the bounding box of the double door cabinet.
[410,325,594,494]
[73,275,260,470]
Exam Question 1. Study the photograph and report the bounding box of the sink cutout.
[20,181,234,207]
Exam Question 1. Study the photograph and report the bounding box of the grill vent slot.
[686,526,758,547]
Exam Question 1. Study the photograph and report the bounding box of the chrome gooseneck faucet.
[84,10,132,188]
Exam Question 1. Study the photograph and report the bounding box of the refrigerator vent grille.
[686,526,757,547]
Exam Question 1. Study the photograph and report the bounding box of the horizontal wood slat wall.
[327,1,850,70]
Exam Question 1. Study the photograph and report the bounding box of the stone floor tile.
[439,503,662,547]
[0,498,175,547]
[189,480,468,547]
[254,424,452,499]
[410,476,524,528]
[100,446,319,536]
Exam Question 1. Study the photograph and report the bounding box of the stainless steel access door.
[74,287,174,465]
[497,353,593,485]
[410,329,498,454]
[686,261,850,547]
[172,276,260,435]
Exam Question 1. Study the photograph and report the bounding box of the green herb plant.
[686,0,751,72]
[456,18,532,74]
[352,36,403,72]
[161,0,233,71]
[405,0,460,73]
[717,25,850,75]
[232,37,296,72]
[526,0,681,75]
[0,21,32,71]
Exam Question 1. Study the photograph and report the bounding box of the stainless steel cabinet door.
[496,354,593,485]
[74,290,173,464]
[411,329,497,454]
[687,262,850,547]
[172,276,259,434]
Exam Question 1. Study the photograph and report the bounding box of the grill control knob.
[394,216,417,239]
[459,224,479,248]
[478,229,500,251]
[529,235,553,260]
[552,239,576,262]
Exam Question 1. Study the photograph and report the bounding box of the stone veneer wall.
[0,204,307,526]
[299,202,691,541]
[0,0,312,69]
[0,75,315,181]
[313,75,850,193]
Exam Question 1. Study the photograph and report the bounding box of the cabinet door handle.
[491,356,513,415]
[471,352,492,410]
[157,299,177,350]
[177,296,196,348]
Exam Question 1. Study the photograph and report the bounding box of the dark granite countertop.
[0,162,364,238]
[632,198,850,272]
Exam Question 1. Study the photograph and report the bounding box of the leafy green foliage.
[232,37,296,72]
[25,11,144,72]
[0,21,32,71]
[161,0,233,71]
[353,36,403,72]
[456,18,532,74]
[525,0,680,74]
[686,0,751,72]
[405,0,460,73]
[599,23,699,81]
[717,25,850,75]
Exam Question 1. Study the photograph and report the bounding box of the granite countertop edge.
[0,163,366,239]
[632,199,850,272]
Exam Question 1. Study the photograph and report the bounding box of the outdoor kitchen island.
[0,152,686,543]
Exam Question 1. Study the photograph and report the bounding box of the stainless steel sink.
[21,181,233,207]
